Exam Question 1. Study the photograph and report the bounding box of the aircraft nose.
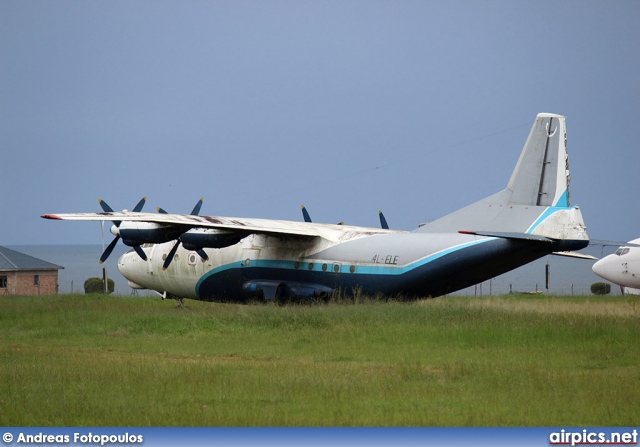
[117,251,126,275]
[592,257,609,279]
[117,250,135,276]
[117,250,146,291]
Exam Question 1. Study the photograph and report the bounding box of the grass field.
[1,294,639,426]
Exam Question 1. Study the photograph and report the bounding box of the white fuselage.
[592,238,640,290]
[117,227,415,299]
[116,216,588,302]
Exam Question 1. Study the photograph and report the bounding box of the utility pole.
[101,221,109,294]
[545,257,550,293]
[103,267,108,294]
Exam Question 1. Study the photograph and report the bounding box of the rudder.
[507,113,570,207]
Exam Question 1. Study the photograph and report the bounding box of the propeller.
[301,205,344,225]
[100,233,122,264]
[301,205,312,223]
[163,241,181,270]
[160,198,207,270]
[379,210,389,229]
[98,197,147,263]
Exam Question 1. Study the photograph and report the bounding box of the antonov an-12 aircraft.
[43,113,590,303]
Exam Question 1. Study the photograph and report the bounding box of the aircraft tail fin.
[506,113,570,207]
[418,113,587,241]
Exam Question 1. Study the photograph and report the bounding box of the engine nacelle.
[181,228,250,250]
[115,221,185,246]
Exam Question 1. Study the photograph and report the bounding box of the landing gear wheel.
[275,283,289,305]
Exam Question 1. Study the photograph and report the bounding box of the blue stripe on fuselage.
[195,238,492,298]
[553,189,569,207]
[526,199,574,234]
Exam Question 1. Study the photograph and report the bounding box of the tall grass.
[1,294,639,426]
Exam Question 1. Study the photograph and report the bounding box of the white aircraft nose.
[117,250,139,282]
[117,250,133,274]
[592,257,610,280]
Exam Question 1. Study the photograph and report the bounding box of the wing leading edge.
[41,211,400,240]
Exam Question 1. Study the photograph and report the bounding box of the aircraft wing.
[41,212,398,240]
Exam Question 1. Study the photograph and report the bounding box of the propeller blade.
[158,198,203,216]
[99,199,121,227]
[196,248,209,261]
[162,241,181,270]
[132,197,147,212]
[301,205,312,223]
[98,199,114,213]
[190,198,204,216]
[132,245,148,261]
[100,236,120,264]
[379,210,389,229]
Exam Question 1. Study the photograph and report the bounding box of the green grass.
[1,294,639,426]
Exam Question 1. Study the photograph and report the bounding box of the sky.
[1,0,639,246]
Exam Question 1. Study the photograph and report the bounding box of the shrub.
[84,277,115,294]
[590,282,611,295]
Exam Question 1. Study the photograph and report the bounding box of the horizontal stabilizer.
[458,230,554,243]
[551,251,597,260]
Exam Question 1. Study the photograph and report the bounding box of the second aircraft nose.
[592,256,612,281]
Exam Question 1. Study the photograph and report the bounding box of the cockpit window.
[615,247,630,256]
